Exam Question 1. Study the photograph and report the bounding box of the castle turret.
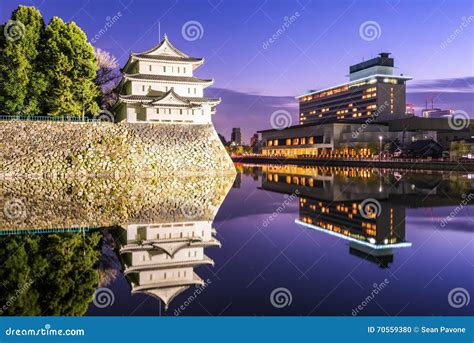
[115,35,220,124]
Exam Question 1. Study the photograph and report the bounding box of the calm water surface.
[1,165,473,316]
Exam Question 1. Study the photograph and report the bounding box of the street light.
[379,136,383,161]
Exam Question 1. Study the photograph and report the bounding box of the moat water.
[1,164,473,316]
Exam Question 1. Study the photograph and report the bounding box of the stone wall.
[0,121,235,178]
[0,175,235,230]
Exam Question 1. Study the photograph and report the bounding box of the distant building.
[260,53,473,158]
[231,128,242,145]
[406,103,415,115]
[250,133,259,147]
[250,133,263,154]
[115,34,220,123]
[297,53,411,125]
[421,107,453,118]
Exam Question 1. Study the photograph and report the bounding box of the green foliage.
[44,17,100,116]
[0,6,100,116]
[0,232,101,316]
[0,6,47,115]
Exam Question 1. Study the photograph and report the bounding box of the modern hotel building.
[260,53,473,158]
[298,53,410,125]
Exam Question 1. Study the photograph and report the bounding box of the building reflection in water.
[114,220,220,310]
[260,165,473,268]
[0,174,235,313]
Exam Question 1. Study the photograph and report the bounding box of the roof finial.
[164,33,168,40]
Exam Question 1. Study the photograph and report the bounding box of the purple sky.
[1,0,473,142]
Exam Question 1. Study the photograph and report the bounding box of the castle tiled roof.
[119,94,220,103]
[132,54,203,63]
[123,73,213,84]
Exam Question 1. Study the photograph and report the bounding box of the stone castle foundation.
[0,121,235,178]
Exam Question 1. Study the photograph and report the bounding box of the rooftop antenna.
[158,22,161,40]
[431,99,434,109]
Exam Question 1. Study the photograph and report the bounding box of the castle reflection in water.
[258,164,473,268]
[1,166,472,314]
[0,175,235,315]
[114,220,220,309]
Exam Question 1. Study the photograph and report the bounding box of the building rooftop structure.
[296,53,412,125]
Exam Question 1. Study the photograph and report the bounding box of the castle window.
[149,65,152,72]
[163,66,166,72]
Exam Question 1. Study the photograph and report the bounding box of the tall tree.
[0,6,47,115]
[44,17,100,116]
